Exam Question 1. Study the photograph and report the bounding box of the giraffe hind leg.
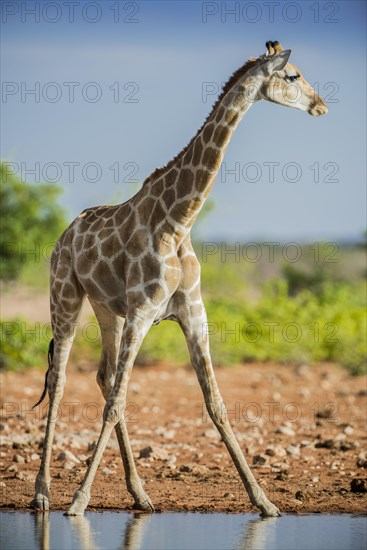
[31,273,85,511]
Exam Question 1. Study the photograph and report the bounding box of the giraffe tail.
[32,339,54,409]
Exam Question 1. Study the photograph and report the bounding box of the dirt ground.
[0,361,366,515]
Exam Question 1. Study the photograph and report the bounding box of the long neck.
[163,71,259,235]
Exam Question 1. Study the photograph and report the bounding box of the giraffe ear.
[264,50,291,74]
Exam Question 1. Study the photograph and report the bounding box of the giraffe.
[31,41,328,518]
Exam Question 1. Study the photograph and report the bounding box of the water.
[0,511,366,550]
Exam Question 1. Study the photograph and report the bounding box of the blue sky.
[1,0,366,241]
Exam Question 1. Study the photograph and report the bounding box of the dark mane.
[142,57,258,186]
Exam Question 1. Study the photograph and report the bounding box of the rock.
[57,450,80,463]
[13,454,25,464]
[295,490,304,500]
[102,467,116,475]
[0,422,7,432]
[350,478,367,493]
[0,482,5,488]
[129,383,141,394]
[63,461,75,470]
[6,464,18,473]
[271,462,289,473]
[311,476,319,483]
[265,445,287,458]
[204,429,220,440]
[344,425,354,436]
[155,427,176,440]
[15,471,36,482]
[316,407,335,419]
[77,454,89,463]
[286,445,300,457]
[166,455,177,469]
[275,472,288,481]
[298,387,310,398]
[315,439,335,449]
[356,451,367,469]
[30,453,40,461]
[179,464,209,475]
[12,435,30,449]
[340,441,357,452]
[275,426,296,437]
[295,364,310,377]
[139,445,169,461]
[253,454,268,466]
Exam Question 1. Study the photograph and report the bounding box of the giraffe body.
[31,42,327,517]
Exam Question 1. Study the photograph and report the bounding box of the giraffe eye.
[285,75,299,83]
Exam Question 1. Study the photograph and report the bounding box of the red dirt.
[0,362,366,514]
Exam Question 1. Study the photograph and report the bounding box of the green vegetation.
[0,317,50,371]
[0,163,67,282]
[0,168,366,374]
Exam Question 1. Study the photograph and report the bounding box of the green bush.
[0,318,50,371]
[0,163,67,281]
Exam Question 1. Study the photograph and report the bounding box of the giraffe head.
[256,41,328,116]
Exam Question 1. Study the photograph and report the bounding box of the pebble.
[271,462,289,472]
[179,464,209,475]
[204,429,220,440]
[350,479,367,493]
[129,383,141,394]
[155,427,176,440]
[275,426,296,437]
[57,450,80,463]
[77,454,89,463]
[13,454,25,464]
[253,454,268,466]
[15,471,36,482]
[344,425,354,436]
[102,467,116,475]
[286,445,300,457]
[265,445,287,458]
[356,451,367,468]
[139,445,169,461]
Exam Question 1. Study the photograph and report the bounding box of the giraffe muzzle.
[309,100,328,117]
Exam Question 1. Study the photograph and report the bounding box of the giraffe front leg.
[115,422,154,512]
[90,300,154,512]
[179,304,281,518]
[66,311,155,516]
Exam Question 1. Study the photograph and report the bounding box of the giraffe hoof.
[260,504,282,518]
[64,505,85,517]
[65,490,88,516]
[133,497,155,512]
[30,495,50,511]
